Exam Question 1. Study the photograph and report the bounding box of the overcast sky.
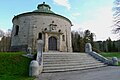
[0,0,118,41]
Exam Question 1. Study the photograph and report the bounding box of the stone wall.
[11,13,72,52]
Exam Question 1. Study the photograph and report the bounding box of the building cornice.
[12,12,73,26]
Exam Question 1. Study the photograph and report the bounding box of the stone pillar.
[44,33,48,52]
[59,34,62,51]
[85,43,92,53]
[36,40,43,73]
[36,40,43,64]
[29,60,39,76]
[69,33,72,52]
[112,57,118,66]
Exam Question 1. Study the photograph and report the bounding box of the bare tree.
[6,29,11,37]
[113,0,120,35]
[71,30,95,52]
[0,29,11,52]
[0,29,5,37]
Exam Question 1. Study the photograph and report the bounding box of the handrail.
[88,51,109,64]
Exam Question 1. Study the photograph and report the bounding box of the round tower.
[11,2,72,52]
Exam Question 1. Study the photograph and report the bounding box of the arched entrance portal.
[48,36,57,51]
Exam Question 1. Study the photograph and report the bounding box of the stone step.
[43,63,106,72]
[44,54,92,56]
[43,61,102,67]
[43,56,90,59]
[43,54,89,56]
[43,62,101,65]
[43,55,91,57]
[43,55,94,59]
[43,61,100,65]
[43,62,104,69]
[43,59,99,64]
[43,57,92,60]
[43,52,86,54]
[42,52,106,72]
[43,53,89,57]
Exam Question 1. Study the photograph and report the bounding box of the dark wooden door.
[49,36,57,50]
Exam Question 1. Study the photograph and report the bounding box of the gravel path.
[36,66,120,80]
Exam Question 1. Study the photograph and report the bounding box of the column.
[69,32,73,52]
[59,34,62,51]
[44,33,48,52]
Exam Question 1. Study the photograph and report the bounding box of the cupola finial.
[43,2,45,4]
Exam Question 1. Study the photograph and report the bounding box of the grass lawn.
[100,52,120,58]
[0,52,34,80]
[100,52,120,66]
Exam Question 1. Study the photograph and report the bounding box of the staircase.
[42,52,106,72]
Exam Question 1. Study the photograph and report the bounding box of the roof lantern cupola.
[33,2,54,13]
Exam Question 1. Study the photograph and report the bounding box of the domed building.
[11,2,73,52]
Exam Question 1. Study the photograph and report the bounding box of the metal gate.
[48,36,57,50]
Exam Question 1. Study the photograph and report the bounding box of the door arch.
[48,36,57,50]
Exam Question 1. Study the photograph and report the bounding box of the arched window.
[38,33,42,39]
[15,25,19,35]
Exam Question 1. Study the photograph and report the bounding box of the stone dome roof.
[33,2,54,14]
[12,2,72,26]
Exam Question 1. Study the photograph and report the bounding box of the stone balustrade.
[29,40,43,76]
[85,43,118,66]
